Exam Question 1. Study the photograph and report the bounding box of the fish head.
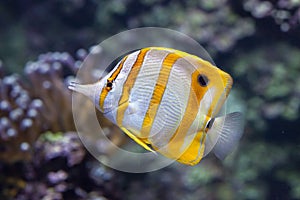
[184,55,233,118]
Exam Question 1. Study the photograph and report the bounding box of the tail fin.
[204,112,244,160]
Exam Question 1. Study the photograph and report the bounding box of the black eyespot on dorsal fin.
[198,74,209,87]
[106,81,113,88]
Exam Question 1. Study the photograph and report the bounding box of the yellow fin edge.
[120,127,156,153]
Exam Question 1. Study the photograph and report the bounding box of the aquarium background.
[0,0,300,199]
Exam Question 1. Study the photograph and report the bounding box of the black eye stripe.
[198,74,209,86]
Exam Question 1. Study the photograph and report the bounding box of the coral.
[95,0,255,53]
[241,0,300,31]
[0,0,257,69]
[0,74,43,162]
[35,132,86,167]
[0,51,83,163]
[24,51,82,132]
[0,48,125,164]
[226,42,300,131]
[13,132,122,200]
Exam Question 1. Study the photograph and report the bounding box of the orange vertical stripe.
[172,61,232,165]
[116,48,150,126]
[140,53,181,138]
[164,68,209,164]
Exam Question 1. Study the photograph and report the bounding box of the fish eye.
[198,74,209,87]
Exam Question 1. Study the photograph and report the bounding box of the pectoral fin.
[204,112,244,159]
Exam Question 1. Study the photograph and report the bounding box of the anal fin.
[120,127,156,153]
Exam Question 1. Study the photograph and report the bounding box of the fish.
[69,47,243,166]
